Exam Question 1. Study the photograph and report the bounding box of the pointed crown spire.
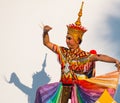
[75,1,84,26]
[67,1,87,41]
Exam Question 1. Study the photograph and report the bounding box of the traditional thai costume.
[35,45,119,103]
[35,1,119,103]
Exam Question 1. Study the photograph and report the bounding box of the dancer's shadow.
[8,53,51,103]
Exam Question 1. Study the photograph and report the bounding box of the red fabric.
[90,50,97,54]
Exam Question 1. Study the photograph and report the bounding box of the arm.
[93,54,118,63]
[42,25,57,52]
[90,54,120,71]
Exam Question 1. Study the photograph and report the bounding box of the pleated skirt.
[35,71,119,103]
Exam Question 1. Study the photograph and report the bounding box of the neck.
[70,45,80,51]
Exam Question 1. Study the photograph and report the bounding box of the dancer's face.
[66,34,79,49]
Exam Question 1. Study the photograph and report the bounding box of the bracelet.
[43,31,48,34]
[115,63,120,68]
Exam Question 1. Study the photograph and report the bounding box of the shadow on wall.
[8,53,51,103]
[106,4,120,58]
[115,84,120,103]
[106,3,120,103]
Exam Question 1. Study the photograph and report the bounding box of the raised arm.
[90,54,120,71]
[42,25,56,52]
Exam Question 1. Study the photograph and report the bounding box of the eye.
[66,36,71,40]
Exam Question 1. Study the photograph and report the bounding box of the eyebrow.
[66,36,72,40]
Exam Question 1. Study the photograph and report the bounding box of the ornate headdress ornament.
[67,1,87,41]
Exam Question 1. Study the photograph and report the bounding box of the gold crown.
[67,1,87,40]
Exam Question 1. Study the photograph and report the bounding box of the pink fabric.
[71,85,78,103]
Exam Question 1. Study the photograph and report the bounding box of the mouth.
[67,44,72,48]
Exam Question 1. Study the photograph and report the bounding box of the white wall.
[0,0,120,103]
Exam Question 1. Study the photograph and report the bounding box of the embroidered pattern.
[57,46,95,84]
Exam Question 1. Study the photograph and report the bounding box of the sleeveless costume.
[35,45,119,103]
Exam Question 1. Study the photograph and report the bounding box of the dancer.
[35,1,120,103]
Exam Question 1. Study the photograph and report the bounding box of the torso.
[57,46,95,84]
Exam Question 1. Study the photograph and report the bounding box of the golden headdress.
[67,1,87,42]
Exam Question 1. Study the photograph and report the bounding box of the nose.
[66,38,70,43]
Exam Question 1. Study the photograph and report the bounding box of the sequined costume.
[35,45,119,103]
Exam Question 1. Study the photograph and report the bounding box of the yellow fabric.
[75,73,87,80]
[95,89,117,103]
[86,71,120,89]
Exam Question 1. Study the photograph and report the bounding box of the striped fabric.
[35,71,119,103]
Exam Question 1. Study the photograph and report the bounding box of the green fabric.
[77,86,84,103]
[47,83,62,103]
